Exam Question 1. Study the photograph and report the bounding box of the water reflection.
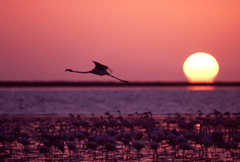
[187,86,215,90]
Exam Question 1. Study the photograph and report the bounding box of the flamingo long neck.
[71,70,91,74]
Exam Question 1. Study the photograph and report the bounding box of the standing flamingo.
[36,137,50,161]
[132,141,145,160]
[104,142,117,160]
[150,141,159,160]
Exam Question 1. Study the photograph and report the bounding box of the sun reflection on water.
[187,86,215,90]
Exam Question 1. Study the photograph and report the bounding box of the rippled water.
[0,86,239,115]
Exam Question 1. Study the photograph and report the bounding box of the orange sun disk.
[183,52,219,83]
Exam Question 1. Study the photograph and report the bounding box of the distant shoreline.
[0,81,239,87]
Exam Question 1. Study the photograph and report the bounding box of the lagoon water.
[0,86,239,115]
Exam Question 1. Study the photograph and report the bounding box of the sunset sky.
[1,0,240,82]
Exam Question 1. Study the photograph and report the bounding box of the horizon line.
[0,81,239,87]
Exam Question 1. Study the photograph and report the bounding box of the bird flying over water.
[65,61,129,83]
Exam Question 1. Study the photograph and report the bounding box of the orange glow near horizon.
[183,53,219,83]
[0,1,239,81]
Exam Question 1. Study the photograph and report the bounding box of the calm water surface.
[0,86,239,115]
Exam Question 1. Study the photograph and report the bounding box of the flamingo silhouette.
[65,61,129,83]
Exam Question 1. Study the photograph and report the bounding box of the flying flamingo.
[65,61,129,83]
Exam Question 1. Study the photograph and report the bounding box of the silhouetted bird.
[65,61,128,83]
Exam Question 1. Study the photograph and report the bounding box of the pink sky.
[1,0,240,82]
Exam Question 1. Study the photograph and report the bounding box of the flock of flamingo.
[0,110,240,161]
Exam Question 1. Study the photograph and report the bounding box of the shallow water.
[0,86,239,115]
[0,114,239,161]
[0,86,239,161]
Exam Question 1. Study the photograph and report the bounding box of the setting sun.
[183,52,219,83]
